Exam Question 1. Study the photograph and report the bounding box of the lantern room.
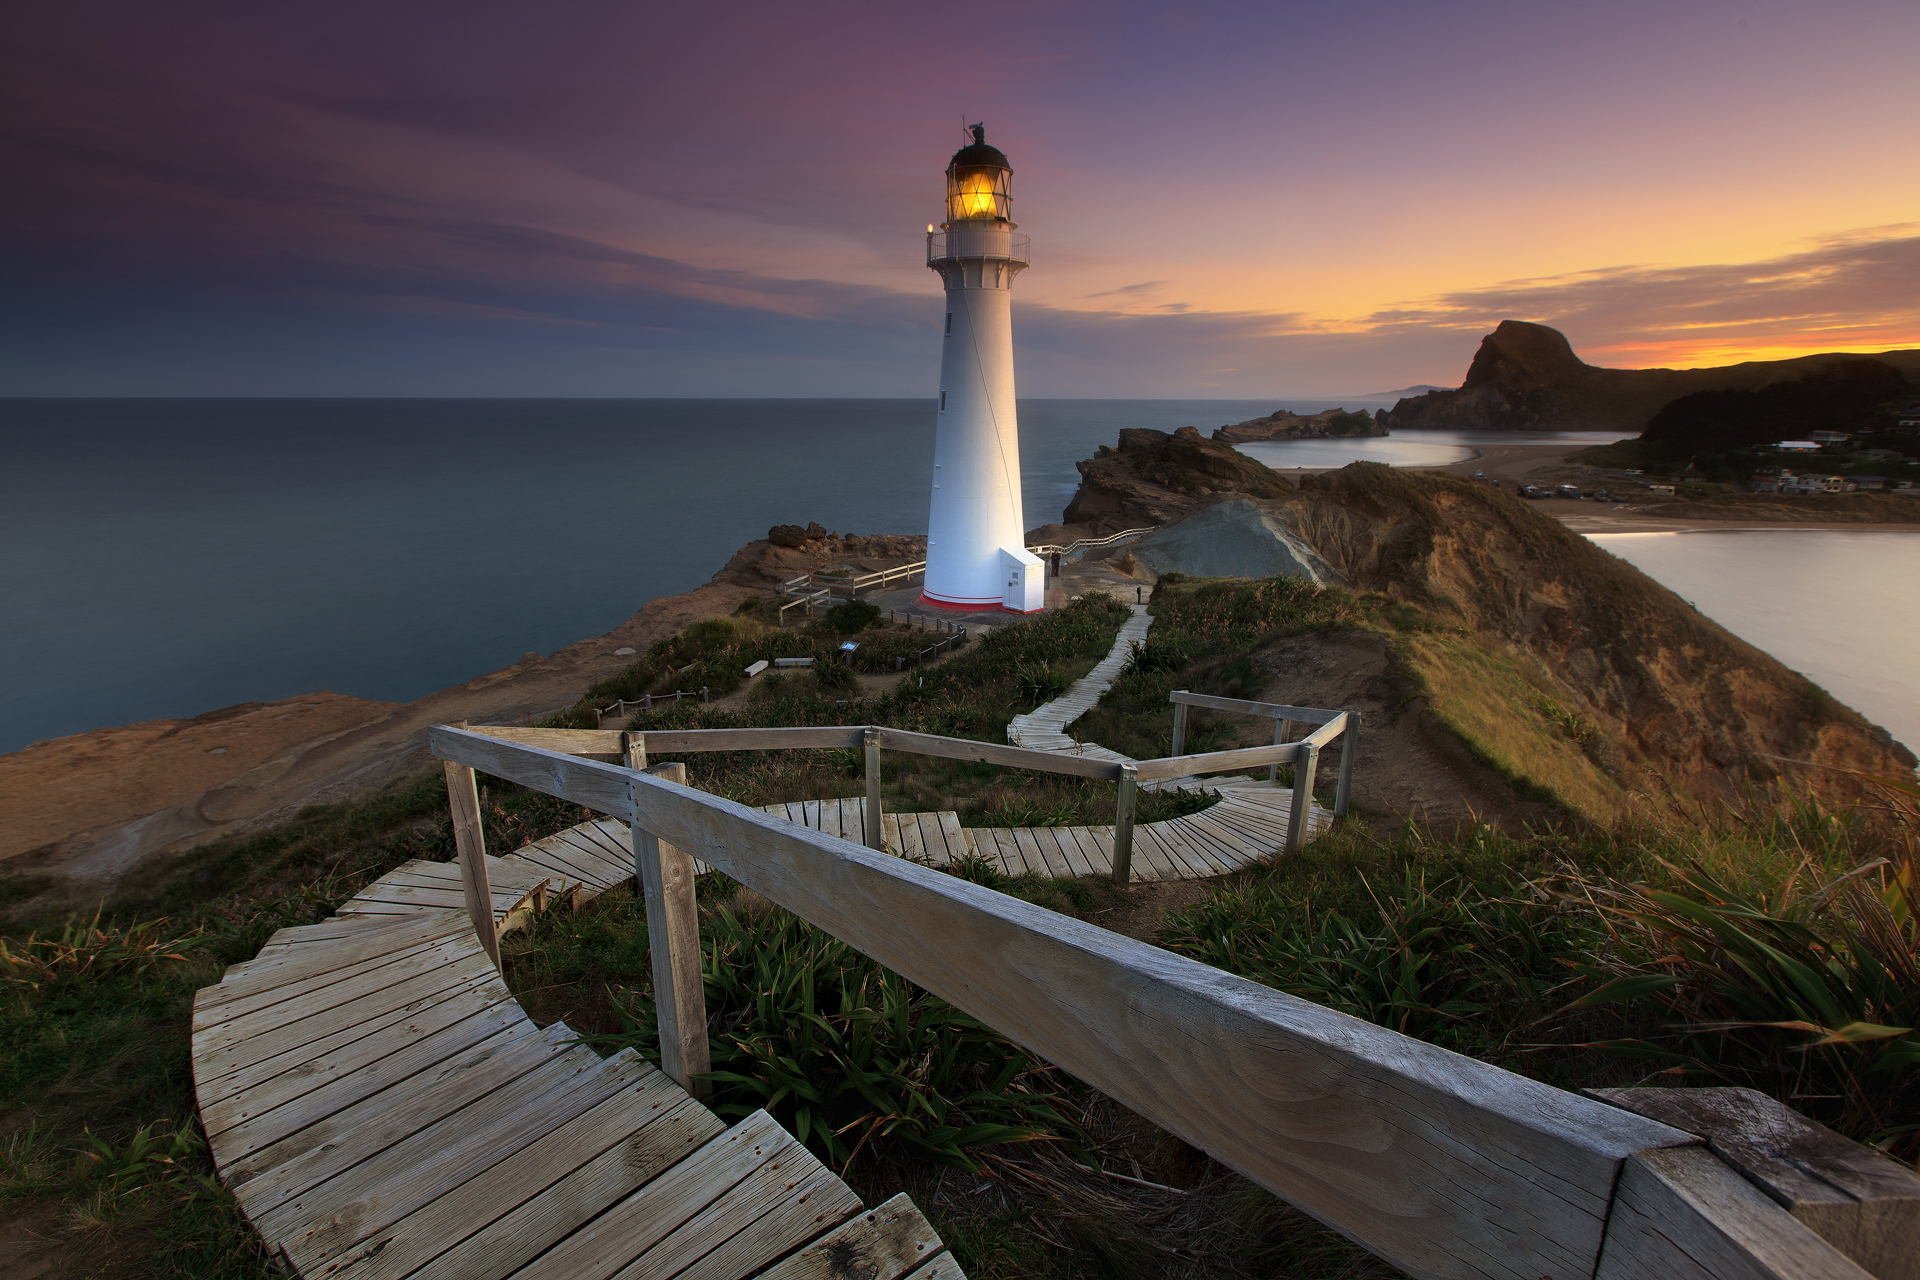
[945,123,1012,222]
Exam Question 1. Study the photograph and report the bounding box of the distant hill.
[1379,320,1920,434]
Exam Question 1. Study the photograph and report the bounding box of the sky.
[5,0,1919,398]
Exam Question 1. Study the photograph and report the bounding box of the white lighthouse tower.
[922,124,1044,613]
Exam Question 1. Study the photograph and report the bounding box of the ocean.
[3,399,1915,756]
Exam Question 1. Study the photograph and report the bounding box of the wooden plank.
[320,1088,719,1280]
[1131,822,1195,881]
[431,725,634,815]
[549,826,634,884]
[1594,1087,1920,1280]
[456,725,627,758]
[880,811,902,856]
[903,1255,967,1280]
[632,765,711,1098]
[607,759,1696,1280]
[1060,826,1109,877]
[445,760,501,965]
[225,1024,575,1204]
[1156,818,1234,877]
[1169,689,1344,724]
[194,966,504,1103]
[1024,827,1080,879]
[1302,712,1350,750]
[1181,813,1255,873]
[1181,809,1269,865]
[605,1141,861,1280]
[269,1049,667,1265]
[894,811,929,864]
[935,812,970,864]
[201,916,476,1015]
[875,727,1124,780]
[1111,766,1138,883]
[500,839,606,889]
[1133,742,1298,784]
[909,813,945,866]
[508,1111,793,1280]
[196,937,491,1047]
[641,726,866,753]
[753,1193,948,1280]
[1596,1145,1875,1280]
[1287,742,1321,853]
[201,996,527,1146]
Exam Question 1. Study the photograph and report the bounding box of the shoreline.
[8,434,1915,890]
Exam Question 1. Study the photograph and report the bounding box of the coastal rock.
[1212,407,1383,443]
[1380,319,1920,434]
[1062,425,1291,532]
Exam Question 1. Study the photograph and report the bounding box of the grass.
[8,574,1917,1278]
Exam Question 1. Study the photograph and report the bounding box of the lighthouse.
[922,124,1044,613]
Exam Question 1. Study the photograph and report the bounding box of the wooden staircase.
[191,852,960,1280]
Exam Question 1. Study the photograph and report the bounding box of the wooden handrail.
[1130,740,1301,784]
[426,724,1883,1280]
[1169,689,1346,725]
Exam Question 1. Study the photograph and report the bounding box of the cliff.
[1062,426,1291,532]
[1212,407,1384,444]
[1381,320,1920,434]
[1269,464,1914,820]
[1060,430,1911,821]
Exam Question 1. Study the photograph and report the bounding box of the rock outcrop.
[1381,320,1920,434]
[1212,407,1384,444]
[1062,426,1291,532]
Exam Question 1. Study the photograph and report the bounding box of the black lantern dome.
[946,123,1012,222]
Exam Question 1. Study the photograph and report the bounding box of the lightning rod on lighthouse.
[922,124,1044,613]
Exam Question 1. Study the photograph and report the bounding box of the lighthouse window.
[939,390,947,411]
[944,312,952,334]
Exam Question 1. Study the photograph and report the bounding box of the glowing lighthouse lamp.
[921,124,1043,613]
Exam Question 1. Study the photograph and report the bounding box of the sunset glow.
[3,0,1917,396]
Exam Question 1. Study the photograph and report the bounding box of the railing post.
[1170,696,1190,757]
[622,730,647,772]
[1111,764,1138,883]
[1286,742,1319,853]
[1334,714,1358,817]
[442,760,500,967]
[862,727,885,851]
[629,762,711,1097]
[1269,719,1293,784]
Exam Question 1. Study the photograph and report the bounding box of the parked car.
[1520,484,1548,499]
[1554,484,1583,499]
[1590,489,1611,501]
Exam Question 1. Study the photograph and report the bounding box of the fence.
[777,528,1155,609]
[428,721,1905,1280]
[593,686,709,726]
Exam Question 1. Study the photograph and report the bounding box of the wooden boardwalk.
[192,844,961,1279]
[756,789,1331,882]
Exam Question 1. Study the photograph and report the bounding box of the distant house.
[1808,430,1851,446]
[1851,475,1889,491]
[1779,474,1855,495]
[1774,440,1820,452]
[1646,483,1676,498]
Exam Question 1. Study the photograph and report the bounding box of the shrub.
[1565,840,1920,1157]
[820,600,881,635]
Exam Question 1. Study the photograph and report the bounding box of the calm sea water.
[0,398,1364,753]
[4,400,1915,758]
[1589,531,1920,753]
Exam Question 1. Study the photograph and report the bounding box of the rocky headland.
[1062,426,1291,532]
[1381,319,1920,434]
[1211,407,1384,444]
